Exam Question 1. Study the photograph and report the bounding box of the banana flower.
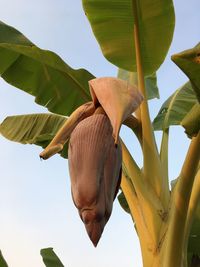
[40,77,143,246]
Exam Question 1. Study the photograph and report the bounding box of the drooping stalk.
[131,0,168,207]
[163,132,200,267]
[123,115,143,146]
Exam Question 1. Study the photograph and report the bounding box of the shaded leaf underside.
[118,191,131,214]
[0,113,68,158]
[0,21,92,116]
[82,0,175,75]
[181,103,200,138]
[153,82,198,131]
[40,248,64,267]
[0,251,8,267]
[118,68,159,100]
[172,43,200,102]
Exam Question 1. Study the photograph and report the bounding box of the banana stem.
[121,172,155,266]
[121,140,165,246]
[121,172,144,229]
[160,128,170,204]
[123,115,143,146]
[183,168,200,266]
[163,132,200,267]
[131,0,165,205]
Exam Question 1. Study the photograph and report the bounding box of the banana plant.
[0,248,65,267]
[0,1,200,267]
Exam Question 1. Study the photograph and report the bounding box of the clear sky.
[0,1,199,267]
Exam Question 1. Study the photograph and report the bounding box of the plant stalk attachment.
[131,0,168,207]
[121,172,156,267]
[163,132,200,267]
[160,128,170,203]
[183,168,200,266]
[121,140,165,247]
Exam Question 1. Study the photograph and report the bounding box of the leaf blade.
[0,21,93,116]
[82,0,175,75]
[153,82,198,131]
[0,113,68,158]
[181,103,200,138]
[172,43,200,102]
[118,191,131,214]
[0,251,8,267]
[40,248,64,267]
[118,69,159,100]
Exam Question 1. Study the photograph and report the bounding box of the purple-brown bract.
[39,77,143,246]
[68,113,122,246]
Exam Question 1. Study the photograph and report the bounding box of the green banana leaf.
[0,251,8,267]
[172,43,200,102]
[0,21,92,116]
[0,113,68,158]
[118,191,130,214]
[118,69,159,100]
[153,82,198,131]
[40,248,64,267]
[82,0,175,75]
[181,103,200,138]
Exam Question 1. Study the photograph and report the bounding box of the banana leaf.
[0,251,8,267]
[118,191,131,214]
[181,103,200,138]
[172,43,200,102]
[0,21,93,116]
[153,82,198,131]
[0,113,68,158]
[118,69,159,100]
[82,0,175,75]
[40,248,64,267]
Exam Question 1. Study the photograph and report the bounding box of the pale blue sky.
[0,1,199,267]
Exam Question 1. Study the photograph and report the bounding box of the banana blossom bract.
[40,77,143,246]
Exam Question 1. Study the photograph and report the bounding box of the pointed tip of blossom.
[85,222,103,247]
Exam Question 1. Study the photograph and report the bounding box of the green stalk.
[123,115,143,146]
[121,172,148,237]
[121,172,155,267]
[121,140,144,194]
[122,141,165,246]
[163,132,200,267]
[160,128,170,204]
[183,169,200,266]
[129,72,142,121]
[131,0,166,207]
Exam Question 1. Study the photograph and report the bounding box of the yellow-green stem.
[123,115,143,146]
[160,128,170,205]
[163,132,200,267]
[121,140,165,246]
[121,172,155,267]
[131,0,167,207]
[183,169,200,266]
